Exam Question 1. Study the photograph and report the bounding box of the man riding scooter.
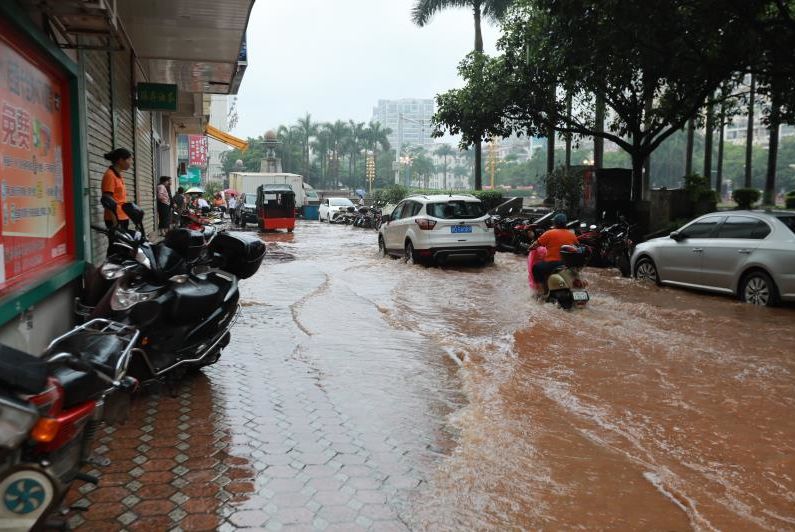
[530,213,579,286]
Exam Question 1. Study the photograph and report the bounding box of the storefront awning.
[205,124,248,151]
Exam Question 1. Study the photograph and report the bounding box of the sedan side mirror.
[670,231,683,241]
[382,213,391,222]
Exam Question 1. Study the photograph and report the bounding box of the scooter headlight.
[100,263,126,280]
[111,285,159,311]
[0,396,39,450]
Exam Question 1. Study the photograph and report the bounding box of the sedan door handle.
[691,248,703,253]
[738,249,752,254]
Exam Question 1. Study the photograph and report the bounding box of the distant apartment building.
[207,94,230,181]
[372,98,435,149]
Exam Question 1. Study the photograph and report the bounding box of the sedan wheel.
[634,258,659,284]
[741,272,779,307]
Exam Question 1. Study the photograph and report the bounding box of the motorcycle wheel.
[548,289,574,310]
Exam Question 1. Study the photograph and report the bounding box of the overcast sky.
[232,0,498,138]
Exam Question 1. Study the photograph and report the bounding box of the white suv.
[378,194,496,265]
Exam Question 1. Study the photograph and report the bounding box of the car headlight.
[0,396,39,450]
[100,262,126,280]
[111,284,159,311]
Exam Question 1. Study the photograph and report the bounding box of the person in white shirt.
[197,194,210,212]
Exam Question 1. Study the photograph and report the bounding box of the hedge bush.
[732,188,761,209]
[371,186,505,211]
[785,191,795,209]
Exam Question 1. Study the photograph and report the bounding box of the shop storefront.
[0,5,86,352]
[0,0,253,354]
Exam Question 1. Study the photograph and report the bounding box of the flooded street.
[76,220,795,531]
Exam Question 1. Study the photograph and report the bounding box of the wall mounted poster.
[0,24,74,298]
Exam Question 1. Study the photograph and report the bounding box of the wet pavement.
[71,221,795,531]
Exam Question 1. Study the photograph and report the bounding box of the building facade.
[371,98,435,149]
[207,94,231,182]
[0,0,253,354]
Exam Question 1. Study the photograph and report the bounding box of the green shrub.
[371,186,504,210]
[732,188,761,209]
[683,174,717,203]
[785,192,795,209]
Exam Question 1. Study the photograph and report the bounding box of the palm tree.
[323,120,349,187]
[435,144,455,189]
[347,121,366,186]
[412,0,514,190]
[311,129,331,188]
[295,113,318,182]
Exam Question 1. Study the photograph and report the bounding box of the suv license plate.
[572,291,589,301]
[451,225,472,234]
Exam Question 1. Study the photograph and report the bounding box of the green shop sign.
[136,83,177,111]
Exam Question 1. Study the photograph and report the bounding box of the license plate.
[451,225,472,234]
[572,291,589,301]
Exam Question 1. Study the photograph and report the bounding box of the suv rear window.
[775,214,795,235]
[427,201,484,220]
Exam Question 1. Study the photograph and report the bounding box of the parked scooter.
[81,199,266,387]
[527,245,590,309]
[576,216,634,277]
[0,320,139,530]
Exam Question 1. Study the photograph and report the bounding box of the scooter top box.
[210,231,266,279]
[164,228,207,261]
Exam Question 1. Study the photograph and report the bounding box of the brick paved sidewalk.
[68,260,455,531]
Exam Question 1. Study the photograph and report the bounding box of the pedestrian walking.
[101,148,133,231]
[156,176,173,236]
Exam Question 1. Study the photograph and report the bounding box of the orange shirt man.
[101,148,133,228]
[537,226,579,262]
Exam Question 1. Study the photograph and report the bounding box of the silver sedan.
[631,210,795,306]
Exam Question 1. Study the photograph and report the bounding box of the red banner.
[188,134,207,168]
[0,22,74,297]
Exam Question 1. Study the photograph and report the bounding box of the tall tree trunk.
[443,155,448,189]
[565,92,572,171]
[631,142,644,202]
[473,2,483,53]
[594,92,605,169]
[703,103,714,181]
[642,94,653,199]
[471,2,484,190]
[716,105,725,197]
[745,74,756,188]
[685,118,695,176]
[764,92,781,205]
[474,141,482,190]
[546,84,556,176]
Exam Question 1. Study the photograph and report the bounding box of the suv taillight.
[415,218,437,230]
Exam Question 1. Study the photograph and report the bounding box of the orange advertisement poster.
[0,28,73,296]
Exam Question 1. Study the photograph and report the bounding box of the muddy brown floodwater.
[170,221,795,531]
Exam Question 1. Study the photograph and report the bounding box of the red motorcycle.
[0,320,139,529]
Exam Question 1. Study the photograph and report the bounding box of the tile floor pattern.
[67,353,421,531]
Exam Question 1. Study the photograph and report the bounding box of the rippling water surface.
[250,222,795,531]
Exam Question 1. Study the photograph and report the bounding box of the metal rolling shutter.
[135,107,155,235]
[82,49,113,263]
[111,51,135,200]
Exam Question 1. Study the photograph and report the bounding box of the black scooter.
[83,199,266,386]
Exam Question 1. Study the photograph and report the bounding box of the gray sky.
[232,0,498,138]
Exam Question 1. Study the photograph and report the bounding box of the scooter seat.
[51,365,107,409]
[170,281,223,322]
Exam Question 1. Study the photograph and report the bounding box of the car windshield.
[427,201,485,219]
[330,198,354,207]
[774,214,795,235]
